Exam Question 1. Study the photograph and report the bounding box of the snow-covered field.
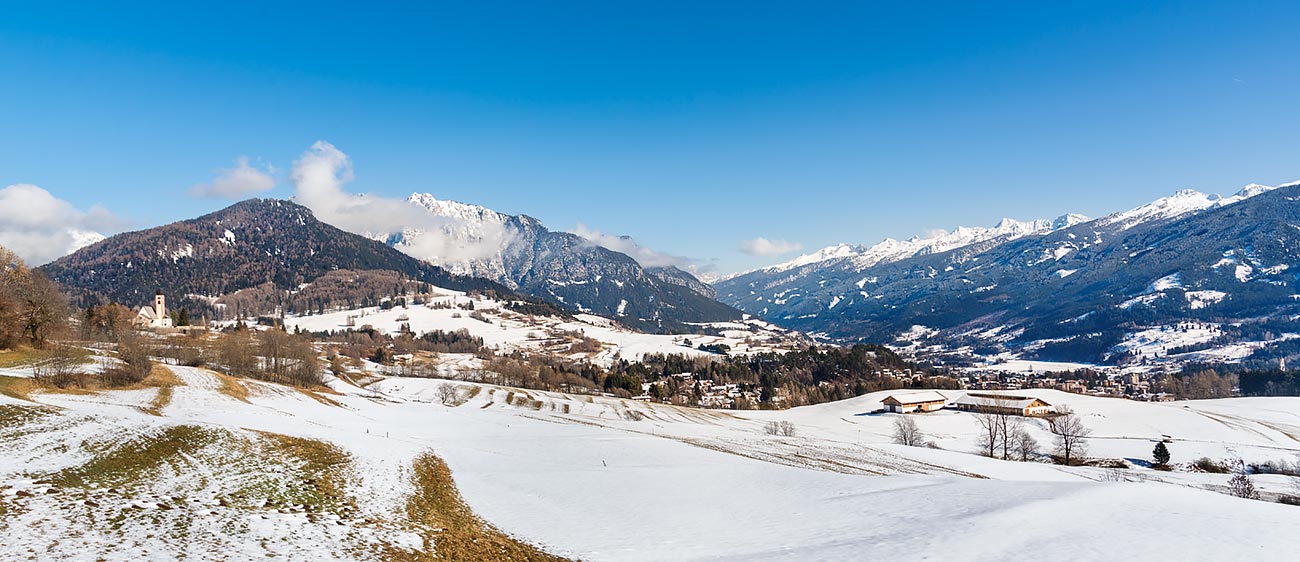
[3,368,1299,561]
[273,289,801,364]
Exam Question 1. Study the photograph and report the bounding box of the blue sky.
[2,1,1299,273]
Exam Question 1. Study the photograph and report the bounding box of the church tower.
[155,291,166,322]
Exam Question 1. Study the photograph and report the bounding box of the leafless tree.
[259,329,320,386]
[6,270,68,349]
[1049,405,1091,465]
[1011,427,1040,461]
[892,415,924,446]
[219,330,258,378]
[778,420,797,437]
[973,400,1002,457]
[436,383,460,405]
[764,420,797,437]
[103,333,154,387]
[998,413,1022,460]
[31,343,84,388]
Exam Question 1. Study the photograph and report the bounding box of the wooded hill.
[39,199,513,317]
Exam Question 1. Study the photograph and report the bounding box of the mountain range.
[39,197,742,334]
[374,193,740,332]
[716,181,1300,366]
[40,199,511,314]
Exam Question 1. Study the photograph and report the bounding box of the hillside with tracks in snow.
[3,359,1299,561]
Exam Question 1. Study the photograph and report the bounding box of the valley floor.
[3,366,1299,561]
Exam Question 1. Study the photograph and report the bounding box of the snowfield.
[272,289,802,364]
[3,367,1299,561]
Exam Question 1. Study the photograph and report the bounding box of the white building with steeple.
[134,291,173,329]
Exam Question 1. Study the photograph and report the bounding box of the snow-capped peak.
[746,214,1083,278]
[1100,189,1220,230]
[66,229,105,255]
[1217,182,1281,206]
[406,193,509,224]
[1052,213,1090,230]
[773,243,863,271]
[1101,182,1290,231]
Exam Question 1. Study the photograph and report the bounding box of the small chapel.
[134,291,174,329]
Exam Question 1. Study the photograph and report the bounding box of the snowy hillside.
[276,284,803,364]
[3,364,1299,561]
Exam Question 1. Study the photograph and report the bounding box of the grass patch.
[447,386,482,407]
[212,370,250,403]
[49,425,225,489]
[251,432,357,516]
[0,374,36,401]
[138,365,183,416]
[390,451,570,562]
[0,345,92,368]
[141,364,184,388]
[0,403,58,431]
[142,386,174,416]
[299,387,344,408]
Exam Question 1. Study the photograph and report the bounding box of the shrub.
[1192,457,1230,473]
[764,420,797,437]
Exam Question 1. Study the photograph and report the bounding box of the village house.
[133,291,173,329]
[952,393,1054,417]
[881,391,951,414]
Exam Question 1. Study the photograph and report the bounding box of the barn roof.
[953,394,1051,409]
[882,391,951,405]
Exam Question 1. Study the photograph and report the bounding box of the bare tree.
[219,329,258,378]
[0,249,21,349]
[11,271,67,349]
[31,343,85,388]
[1049,405,1091,465]
[998,413,1022,460]
[892,415,924,446]
[103,333,154,387]
[973,400,1002,457]
[259,329,321,386]
[764,420,797,437]
[778,420,797,437]
[436,383,460,405]
[1011,427,1040,461]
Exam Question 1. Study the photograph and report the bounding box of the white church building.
[134,291,173,329]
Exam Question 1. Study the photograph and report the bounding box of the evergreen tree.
[1152,441,1171,467]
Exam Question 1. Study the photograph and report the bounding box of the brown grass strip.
[387,451,571,562]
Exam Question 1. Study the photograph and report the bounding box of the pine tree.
[1152,441,1171,468]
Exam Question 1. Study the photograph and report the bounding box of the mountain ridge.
[715,180,1300,366]
[39,198,512,314]
[375,192,742,332]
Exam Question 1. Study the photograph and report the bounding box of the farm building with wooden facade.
[953,393,1054,417]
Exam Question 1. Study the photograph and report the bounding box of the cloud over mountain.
[0,183,120,265]
[190,156,276,199]
[739,237,802,256]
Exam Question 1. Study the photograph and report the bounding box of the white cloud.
[739,237,802,256]
[190,156,276,198]
[0,184,122,265]
[569,222,707,272]
[289,141,512,263]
